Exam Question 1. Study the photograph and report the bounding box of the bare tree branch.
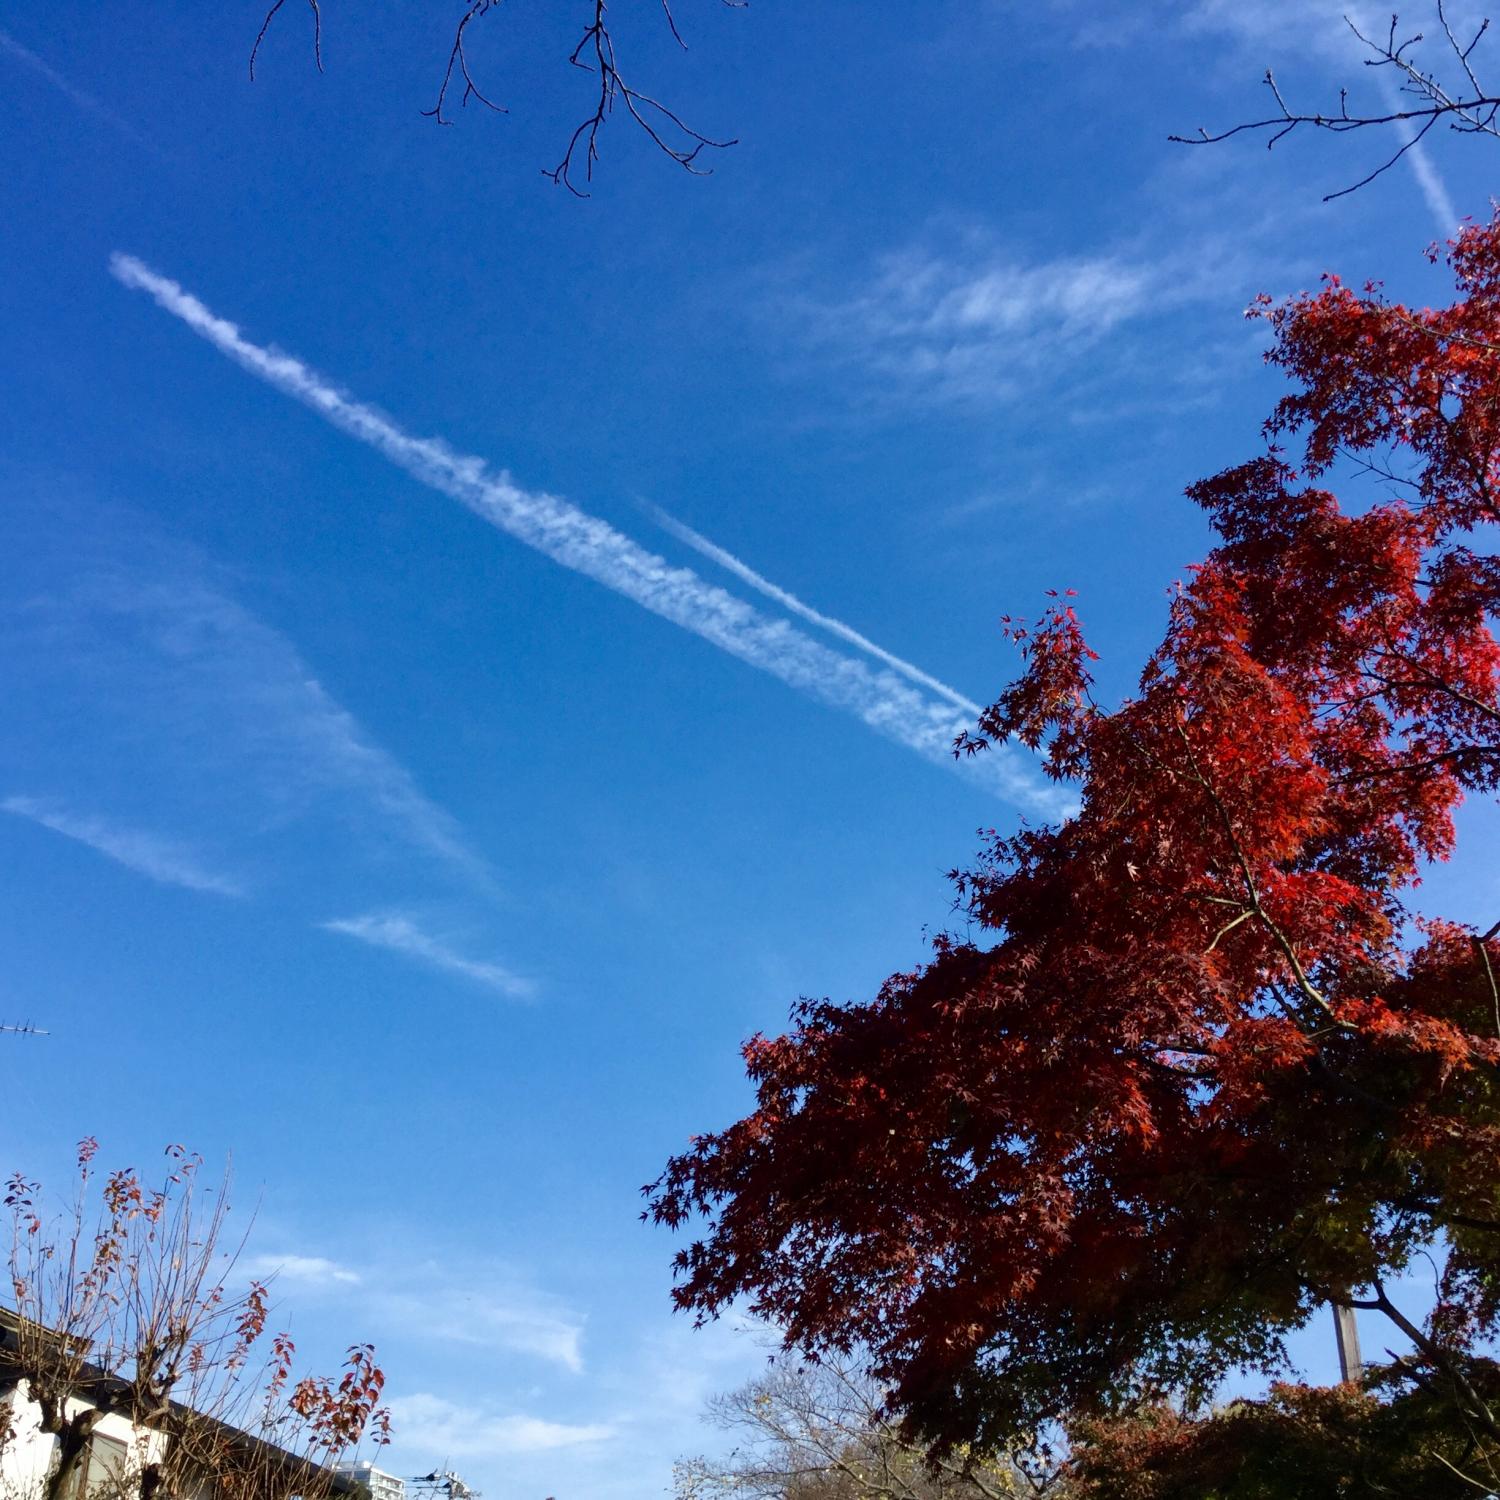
[675,1353,1050,1498]
[251,0,321,82]
[2,1142,391,1500]
[546,0,738,197]
[422,0,507,123]
[249,0,742,195]
[1172,2,1499,202]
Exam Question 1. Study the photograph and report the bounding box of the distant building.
[333,1462,406,1500]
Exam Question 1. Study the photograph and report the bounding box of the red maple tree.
[648,217,1500,1470]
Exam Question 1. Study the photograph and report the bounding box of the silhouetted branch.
[250,0,742,195]
[545,0,739,196]
[1172,2,1500,201]
[251,0,321,82]
[423,0,506,122]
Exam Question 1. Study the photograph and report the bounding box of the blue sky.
[3,2,1499,1495]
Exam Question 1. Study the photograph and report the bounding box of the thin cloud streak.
[283,666,493,890]
[109,254,1057,815]
[1401,136,1462,235]
[322,911,535,999]
[0,27,154,150]
[1366,56,1461,234]
[242,1254,362,1287]
[370,1264,588,1370]
[649,506,981,715]
[11,561,495,897]
[385,1394,612,1456]
[2,794,244,896]
[233,1246,586,1368]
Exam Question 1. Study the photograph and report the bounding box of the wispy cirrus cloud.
[251,1247,589,1371]
[1,493,522,990]
[385,1393,612,1456]
[128,580,487,888]
[109,254,1060,816]
[782,238,1205,411]
[2,794,244,896]
[2,532,493,899]
[375,1276,587,1372]
[321,912,535,999]
[243,1253,362,1288]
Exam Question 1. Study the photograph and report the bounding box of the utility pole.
[1333,1300,1363,1383]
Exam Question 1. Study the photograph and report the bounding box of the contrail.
[110,254,1057,813]
[0,27,156,151]
[1384,106,1461,237]
[649,506,981,716]
[1343,4,1462,235]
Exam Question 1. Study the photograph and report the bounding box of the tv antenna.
[0,1021,48,1038]
[407,1472,479,1500]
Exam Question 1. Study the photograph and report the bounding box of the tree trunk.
[43,1408,102,1500]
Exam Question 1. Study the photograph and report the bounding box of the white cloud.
[321,912,534,999]
[891,250,1153,338]
[4,550,494,900]
[386,1393,613,1457]
[373,1275,587,1373]
[1182,0,1342,53]
[1185,0,1463,66]
[132,581,488,888]
[243,1253,362,1287]
[2,794,244,896]
[786,240,1187,410]
[236,1250,584,1370]
[110,253,1062,817]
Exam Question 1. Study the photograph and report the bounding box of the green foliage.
[1067,1374,1500,1499]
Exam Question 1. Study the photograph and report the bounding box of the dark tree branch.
[660,0,689,51]
[1171,2,1499,202]
[252,0,321,82]
[1393,1192,1500,1234]
[1475,929,1500,1041]
[1326,108,1443,202]
[546,0,739,197]
[423,0,507,123]
[1340,1280,1500,1443]
[249,0,741,195]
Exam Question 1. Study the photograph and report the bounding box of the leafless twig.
[251,0,321,82]
[1171,2,1499,201]
[547,0,739,197]
[249,0,742,195]
[423,0,506,123]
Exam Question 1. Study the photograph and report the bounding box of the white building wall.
[1,1381,169,1499]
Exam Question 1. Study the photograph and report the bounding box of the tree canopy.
[648,213,1500,1476]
